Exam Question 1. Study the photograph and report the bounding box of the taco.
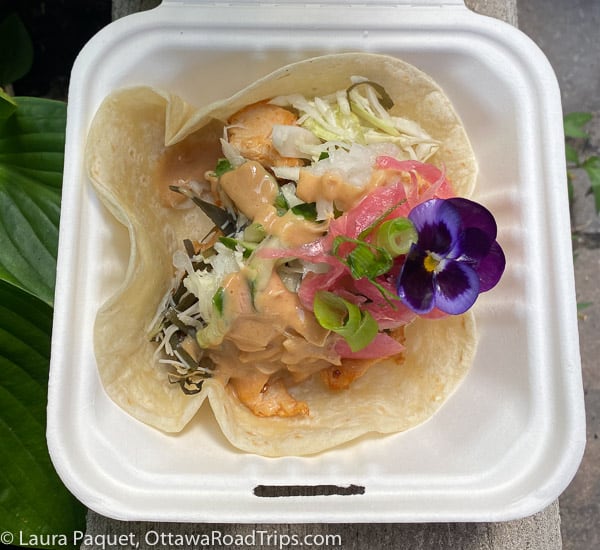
[85,53,503,456]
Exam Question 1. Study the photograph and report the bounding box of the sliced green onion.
[218,236,254,258]
[375,217,417,257]
[219,236,238,251]
[274,190,318,221]
[243,222,266,243]
[313,291,378,352]
[332,236,393,280]
[274,192,288,215]
[357,199,407,241]
[291,202,318,221]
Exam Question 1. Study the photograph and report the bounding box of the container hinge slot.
[161,1,466,7]
[254,484,365,497]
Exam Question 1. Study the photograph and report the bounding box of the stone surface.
[467,0,518,26]
[83,1,567,549]
[111,0,159,20]
[561,240,600,550]
[83,506,562,550]
[519,1,600,548]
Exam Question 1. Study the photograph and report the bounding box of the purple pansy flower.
[396,197,505,315]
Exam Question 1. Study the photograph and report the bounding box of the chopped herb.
[291,202,318,221]
[332,236,393,280]
[274,192,289,216]
[215,158,234,177]
[219,236,238,251]
[218,236,255,258]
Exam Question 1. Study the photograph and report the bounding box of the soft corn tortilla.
[86,52,478,456]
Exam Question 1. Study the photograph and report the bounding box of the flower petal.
[456,226,494,262]
[397,247,436,314]
[409,198,461,255]
[434,260,480,314]
[447,198,497,240]
[477,240,506,292]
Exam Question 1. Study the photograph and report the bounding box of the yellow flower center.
[423,253,440,273]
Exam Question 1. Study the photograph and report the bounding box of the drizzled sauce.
[153,120,223,208]
[297,168,393,212]
[219,161,326,247]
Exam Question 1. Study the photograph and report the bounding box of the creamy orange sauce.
[297,167,394,212]
[207,267,335,417]
[153,120,223,208]
[200,160,402,416]
[155,107,406,418]
[219,161,326,246]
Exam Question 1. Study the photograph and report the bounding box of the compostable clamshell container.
[48,0,586,523]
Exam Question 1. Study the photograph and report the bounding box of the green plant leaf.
[567,171,574,207]
[582,155,600,213]
[0,88,17,120]
[564,112,592,139]
[0,280,86,549]
[0,97,65,306]
[0,13,34,85]
[565,142,579,165]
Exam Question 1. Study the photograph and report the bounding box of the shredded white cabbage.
[309,142,403,188]
[279,182,303,208]
[183,242,243,322]
[219,137,246,168]
[270,79,440,164]
[271,124,321,159]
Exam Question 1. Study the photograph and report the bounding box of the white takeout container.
[48,0,586,523]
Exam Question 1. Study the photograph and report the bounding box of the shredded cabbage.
[270,79,440,163]
[183,241,243,324]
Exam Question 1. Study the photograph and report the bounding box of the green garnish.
[374,217,417,257]
[218,236,255,258]
[332,236,393,280]
[313,291,378,352]
[291,202,318,221]
[243,222,266,243]
[218,236,238,250]
[274,192,288,215]
[274,190,318,221]
[214,158,234,177]
[212,287,225,315]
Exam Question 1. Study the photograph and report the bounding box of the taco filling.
[86,53,504,456]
